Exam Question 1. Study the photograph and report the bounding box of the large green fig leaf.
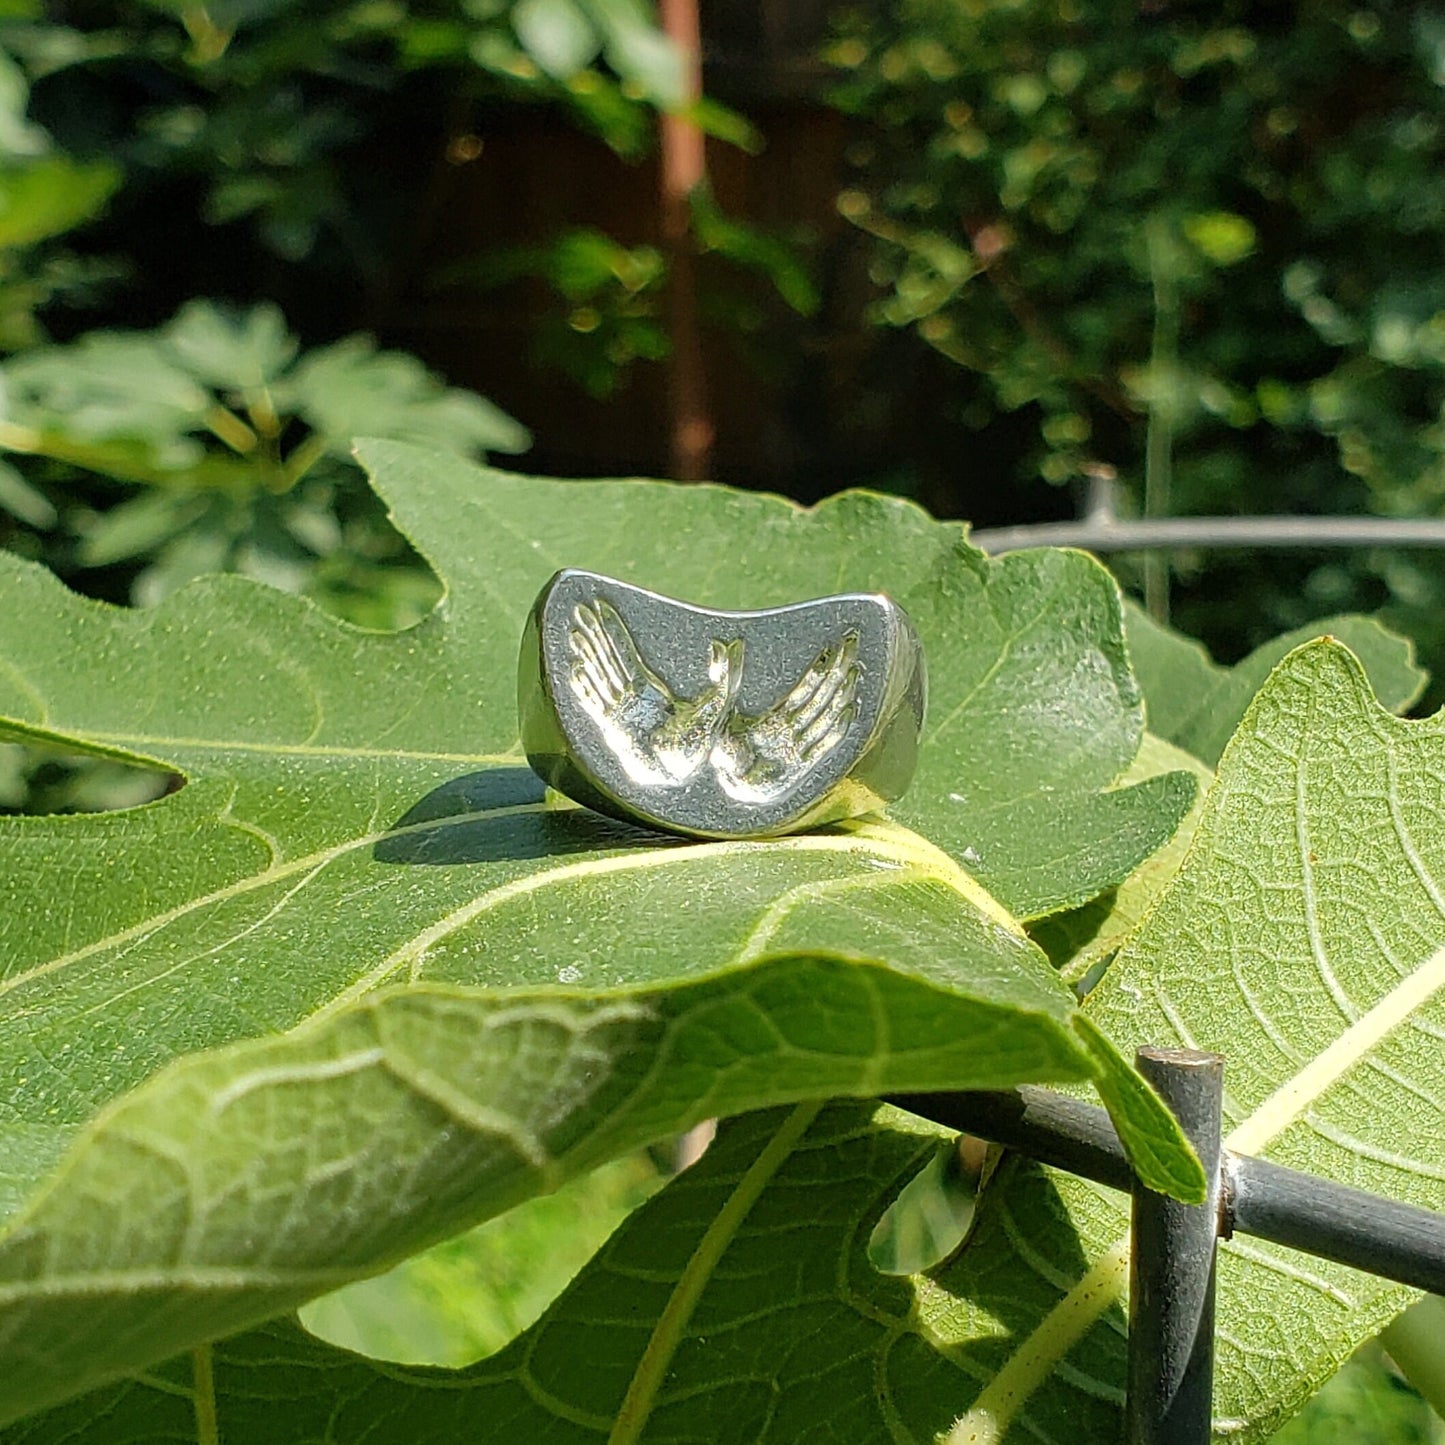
[1124,599,1425,764]
[1035,604,1426,981]
[1030,731,1212,981]
[0,442,1196,1423]
[907,640,1445,1443]
[210,636,1416,1445]
[0,957,1097,1424]
[202,635,1434,1445]
[3,1104,959,1445]
[11,992,1439,1445]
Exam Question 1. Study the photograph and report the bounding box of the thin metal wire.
[970,515,1445,555]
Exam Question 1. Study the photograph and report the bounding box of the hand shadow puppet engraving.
[520,566,924,839]
[568,597,861,803]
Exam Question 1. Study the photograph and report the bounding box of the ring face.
[518,569,926,839]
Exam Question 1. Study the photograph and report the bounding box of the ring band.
[518,569,927,840]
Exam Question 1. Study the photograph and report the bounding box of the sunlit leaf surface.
[0,442,1195,1423]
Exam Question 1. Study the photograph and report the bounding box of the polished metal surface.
[518,569,926,839]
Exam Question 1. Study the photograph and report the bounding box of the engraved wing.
[710,631,860,803]
[568,599,742,786]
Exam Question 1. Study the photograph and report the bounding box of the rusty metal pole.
[658,0,713,481]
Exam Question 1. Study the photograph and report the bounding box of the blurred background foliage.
[0,1,1440,674]
[826,0,1445,677]
[2,0,1444,1436]
[300,1149,665,1366]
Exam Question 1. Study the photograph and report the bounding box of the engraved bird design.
[711,632,860,802]
[569,599,744,786]
[568,597,860,801]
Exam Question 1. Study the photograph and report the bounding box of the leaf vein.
[0,801,556,999]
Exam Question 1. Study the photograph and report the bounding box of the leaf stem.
[608,1101,823,1445]
[180,5,233,64]
[203,404,258,456]
[245,387,282,441]
[946,1236,1131,1445]
[280,431,330,492]
[0,421,178,488]
[191,1344,220,1445]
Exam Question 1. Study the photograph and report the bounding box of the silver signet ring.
[518,569,927,839]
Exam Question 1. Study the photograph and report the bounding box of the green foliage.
[441,198,817,398]
[509,0,688,109]
[300,1148,664,1366]
[1062,639,1445,1439]
[448,227,671,397]
[828,0,1444,497]
[1123,598,1426,764]
[0,0,744,282]
[0,0,790,492]
[828,0,1445,690]
[0,157,117,255]
[0,2,1440,1436]
[0,444,1201,1422]
[0,36,119,349]
[1273,1344,1445,1445]
[0,6,556,638]
[0,0,691,268]
[0,301,528,624]
[690,185,821,319]
[1033,602,1429,985]
[0,449,1441,1439]
[1028,731,1213,984]
[0,0,807,810]
[1,3,660,344]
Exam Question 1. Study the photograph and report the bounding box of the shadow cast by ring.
[373,767,681,866]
